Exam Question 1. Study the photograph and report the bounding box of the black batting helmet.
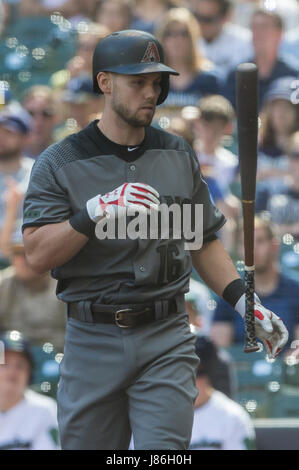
[92,29,179,105]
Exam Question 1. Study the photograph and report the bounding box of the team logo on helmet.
[141,41,160,63]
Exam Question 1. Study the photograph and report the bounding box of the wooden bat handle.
[244,268,260,353]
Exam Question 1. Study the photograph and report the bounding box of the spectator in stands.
[71,23,109,76]
[256,132,299,241]
[165,115,195,146]
[233,0,299,32]
[22,86,60,160]
[156,8,222,113]
[50,23,110,90]
[61,75,103,131]
[0,243,66,351]
[191,0,253,77]
[0,176,24,258]
[211,216,299,348]
[165,108,239,250]
[192,94,240,244]
[225,8,299,110]
[0,105,33,267]
[95,0,133,33]
[131,0,175,34]
[257,76,299,181]
[0,330,59,450]
[194,95,237,193]
[189,335,253,450]
[14,0,86,23]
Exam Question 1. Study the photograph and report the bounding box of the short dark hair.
[197,95,235,125]
[252,8,284,31]
[199,0,232,17]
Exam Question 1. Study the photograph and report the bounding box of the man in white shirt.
[0,330,59,450]
[192,0,253,77]
[190,335,256,450]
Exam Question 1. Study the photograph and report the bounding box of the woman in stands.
[156,8,223,114]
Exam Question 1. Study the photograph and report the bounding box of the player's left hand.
[253,299,289,361]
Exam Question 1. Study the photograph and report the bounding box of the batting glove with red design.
[86,182,160,223]
[235,294,289,360]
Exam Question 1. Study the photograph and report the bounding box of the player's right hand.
[236,294,289,361]
[86,182,160,222]
[253,301,289,361]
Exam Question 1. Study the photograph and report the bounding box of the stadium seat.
[31,345,61,399]
[270,386,299,418]
[0,16,77,97]
[237,389,271,418]
[224,345,283,387]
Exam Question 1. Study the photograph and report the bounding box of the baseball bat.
[236,63,260,353]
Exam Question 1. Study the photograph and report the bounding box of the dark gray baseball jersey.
[22,120,225,304]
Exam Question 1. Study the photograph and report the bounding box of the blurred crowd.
[0,0,299,450]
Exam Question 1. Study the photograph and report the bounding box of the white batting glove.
[86,182,160,223]
[235,294,289,360]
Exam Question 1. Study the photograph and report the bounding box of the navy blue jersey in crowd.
[205,176,226,204]
[213,273,299,346]
[224,56,299,110]
[256,180,299,228]
[162,69,223,109]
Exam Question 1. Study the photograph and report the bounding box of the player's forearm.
[191,238,241,298]
[23,221,88,274]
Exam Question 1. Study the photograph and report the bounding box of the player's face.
[111,73,162,127]
[0,351,30,398]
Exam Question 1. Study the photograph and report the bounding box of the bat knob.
[244,343,260,354]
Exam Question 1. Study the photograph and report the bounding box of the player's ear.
[97,72,113,95]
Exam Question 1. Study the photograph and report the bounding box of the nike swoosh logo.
[128,147,139,152]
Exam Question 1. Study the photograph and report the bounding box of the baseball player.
[22,30,288,450]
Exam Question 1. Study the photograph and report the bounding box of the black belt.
[67,295,185,328]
